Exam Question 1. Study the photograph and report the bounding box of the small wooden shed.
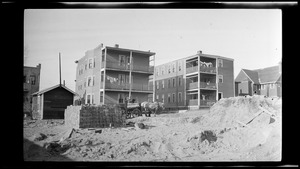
[31,84,77,119]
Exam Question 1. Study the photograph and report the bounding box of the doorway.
[218,92,223,101]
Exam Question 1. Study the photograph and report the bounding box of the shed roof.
[242,69,260,84]
[32,84,77,96]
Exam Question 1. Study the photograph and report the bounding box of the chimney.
[115,44,119,48]
[197,50,202,54]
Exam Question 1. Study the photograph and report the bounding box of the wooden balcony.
[189,99,198,106]
[104,82,152,92]
[102,61,154,73]
[186,66,198,74]
[200,66,216,74]
[200,82,217,89]
[187,82,198,90]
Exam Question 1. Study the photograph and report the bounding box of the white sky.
[24,9,281,91]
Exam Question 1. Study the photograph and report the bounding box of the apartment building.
[152,51,234,109]
[235,61,282,97]
[24,64,41,115]
[74,44,155,105]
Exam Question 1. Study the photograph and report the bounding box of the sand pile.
[186,95,282,157]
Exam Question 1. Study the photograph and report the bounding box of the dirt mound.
[188,95,282,155]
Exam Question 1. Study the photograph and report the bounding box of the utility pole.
[59,52,62,87]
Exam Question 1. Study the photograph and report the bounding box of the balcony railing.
[200,100,216,107]
[105,82,152,92]
[187,82,198,90]
[24,83,31,91]
[189,99,198,106]
[200,66,216,74]
[101,61,154,73]
[186,66,198,74]
[200,82,216,89]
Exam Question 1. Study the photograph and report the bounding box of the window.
[85,62,87,70]
[178,77,181,87]
[178,62,182,71]
[102,55,105,62]
[218,59,223,68]
[119,74,126,84]
[119,55,126,66]
[172,78,176,87]
[30,75,36,85]
[162,94,164,103]
[162,80,165,89]
[261,84,264,90]
[88,76,93,86]
[87,94,91,104]
[118,93,125,104]
[156,68,159,76]
[178,92,182,102]
[156,81,159,90]
[168,94,171,103]
[84,78,86,87]
[161,67,164,75]
[156,94,159,101]
[89,58,94,69]
[270,83,274,89]
[172,93,176,103]
[100,92,103,103]
[172,63,175,73]
[218,75,223,83]
[168,79,171,88]
[101,73,104,82]
[168,65,171,74]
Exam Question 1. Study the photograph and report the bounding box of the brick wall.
[64,105,126,129]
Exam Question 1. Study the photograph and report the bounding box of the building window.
[85,62,87,70]
[168,65,171,74]
[100,92,103,103]
[178,92,182,102]
[178,62,182,71]
[261,84,264,90]
[218,59,223,68]
[218,75,223,83]
[101,73,104,82]
[102,55,105,62]
[30,75,36,85]
[156,68,159,76]
[118,93,125,104]
[162,80,165,89]
[161,67,164,75]
[89,58,94,69]
[172,78,176,87]
[119,55,126,66]
[168,94,171,103]
[172,63,175,73]
[156,94,159,101]
[168,79,171,88]
[119,74,126,84]
[270,83,274,89]
[172,93,176,103]
[178,77,181,86]
[156,81,159,90]
[162,94,164,103]
[87,94,91,104]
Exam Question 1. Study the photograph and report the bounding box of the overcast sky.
[24,9,281,91]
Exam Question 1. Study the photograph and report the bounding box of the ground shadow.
[23,138,73,161]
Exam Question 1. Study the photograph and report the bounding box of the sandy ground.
[23,96,282,161]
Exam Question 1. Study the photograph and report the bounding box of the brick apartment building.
[74,44,155,105]
[23,64,41,115]
[235,61,282,97]
[152,51,234,109]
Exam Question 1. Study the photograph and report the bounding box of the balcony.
[200,82,216,89]
[189,99,198,106]
[200,100,216,107]
[102,61,154,73]
[186,66,198,74]
[24,83,31,91]
[187,82,198,90]
[200,66,216,74]
[105,82,152,92]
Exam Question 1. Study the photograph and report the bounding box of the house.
[31,84,77,119]
[152,50,234,109]
[74,44,155,105]
[24,64,41,116]
[235,62,282,97]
